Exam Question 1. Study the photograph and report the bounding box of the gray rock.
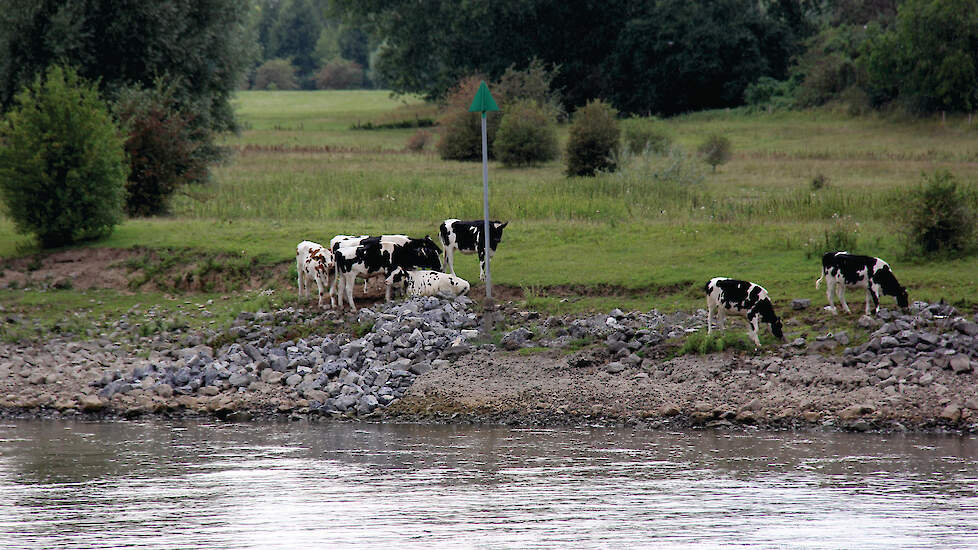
[880,336,899,348]
[357,394,379,414]
[606,361,626,374]
[791,299,811,310]
[833,331,850,346]
[333,394,358,411]
[856,315,877,329]
[285,374,302,387]
[954,320,978,337]
[949,354,974,374]
[228,372,255,388]
[500,327,534,350]
[431,359,451,369]
[154,384,174,398]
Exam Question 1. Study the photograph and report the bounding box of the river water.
[0,420,976,549]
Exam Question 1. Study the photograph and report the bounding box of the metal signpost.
[468,81,500,300]
[468,81,499,329]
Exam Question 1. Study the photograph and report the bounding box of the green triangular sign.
[468,80,499,113]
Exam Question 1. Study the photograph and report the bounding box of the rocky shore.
[2,294,976,432]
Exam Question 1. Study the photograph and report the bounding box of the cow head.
[488,221,508,250]
[770,316,785,341]
[876,266,909,309]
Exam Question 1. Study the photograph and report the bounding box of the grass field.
[2,90,978,339]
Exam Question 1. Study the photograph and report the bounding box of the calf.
[333,237,442,311]
[438,219,508,280]
[815,252,908,315]
[296,241,335,308]
[705,277,784,347]
[391,268,470,297]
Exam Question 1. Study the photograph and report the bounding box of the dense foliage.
[334,0,806,114]
[864,0,978,112]
[565,100,620,177]
[315,59,364,90]
[0,0,257,133]
[902,170,976,257]
[493,100,559,168]
[115,81,212,217]
[0,66,127,248]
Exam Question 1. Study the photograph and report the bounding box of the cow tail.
[815,274,823,289]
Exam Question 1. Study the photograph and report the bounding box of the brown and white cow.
[296,240,335,308]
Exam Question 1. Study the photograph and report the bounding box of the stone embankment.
[1,295,976,432]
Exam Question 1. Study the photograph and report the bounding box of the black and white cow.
[705,277,784,347]
[438,219,508,281]
[331,234,408,292]
[389,268,470,297]
[815,251,908,315]
[333,237,442,311]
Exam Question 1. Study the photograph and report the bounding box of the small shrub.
[810,172,830,191]
[253,59,298,90]
[436,76,501,161]
[315,59,364,89]
[698,134,732,173]
[805,213,859,259]
[566,99,620,177]
[492,58,563,120]
[902,170,976,257]
[493,100,559,167]
[622,118,673,154]
[405,129,432,152]
[678,330,753,355]
[115,80,213,216]
[0,65,127,248]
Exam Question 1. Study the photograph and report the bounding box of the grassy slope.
[2,90,978,332]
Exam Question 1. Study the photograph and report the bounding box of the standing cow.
[438,219,508,281]
[296,240,335,308]
[815,251,908,315]
[705,277,784,347]
[333,237,441,311]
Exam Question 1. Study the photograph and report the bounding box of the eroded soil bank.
[2,291,976,433]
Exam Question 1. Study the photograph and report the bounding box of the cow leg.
[748,317,761,347]
[717,309,726,331]
[707,299,715,334]
[867,287,879,316]
[478,249,486,281]
[825,279,838,314]
[445,247,456,276]
[344,274,357,312]
[315,275,325,308]
[837,285,852,314]
[297,267,305,298]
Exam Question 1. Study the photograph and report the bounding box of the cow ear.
[499,222,508,229]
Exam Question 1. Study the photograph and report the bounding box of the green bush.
[253,59,299,90]
[697,134,732,173]
[621,117,673,154]
[565,99,620,177]
[678,330,753,355]
[493,100,559,167]
[902,170,976,257]
[0,65,127,248]
[115,80,214,216]
[436,76,501,161]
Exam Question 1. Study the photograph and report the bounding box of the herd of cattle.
[296,219,507,312]
[296,219,909,347]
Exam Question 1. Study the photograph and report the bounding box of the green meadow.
[2,90,978,338]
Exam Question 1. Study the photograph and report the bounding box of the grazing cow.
[815,251,909,315]
[705,277,785,347]
[333,237,442,311]
[390,268,470,297]
[438,219,508,281]
[296,241,335,308]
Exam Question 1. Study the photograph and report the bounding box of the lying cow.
[815,251,908,315]
[705,277,784,347]
[390,268,470,297]
[296,240,334,308]
[438,219,508,281]
[333,237,442,311]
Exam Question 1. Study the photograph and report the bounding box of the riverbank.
[2,293,976,433]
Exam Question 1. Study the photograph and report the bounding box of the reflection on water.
[0,420,976,549]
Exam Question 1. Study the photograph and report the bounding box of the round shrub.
[903,169,976,257]
[254,59,298,90]
[0,65,127,248]
[315,59,364,89]
[698,134,732,172]
[493,100,559,167]
[436,76,501,161]
[565,99,620,177]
